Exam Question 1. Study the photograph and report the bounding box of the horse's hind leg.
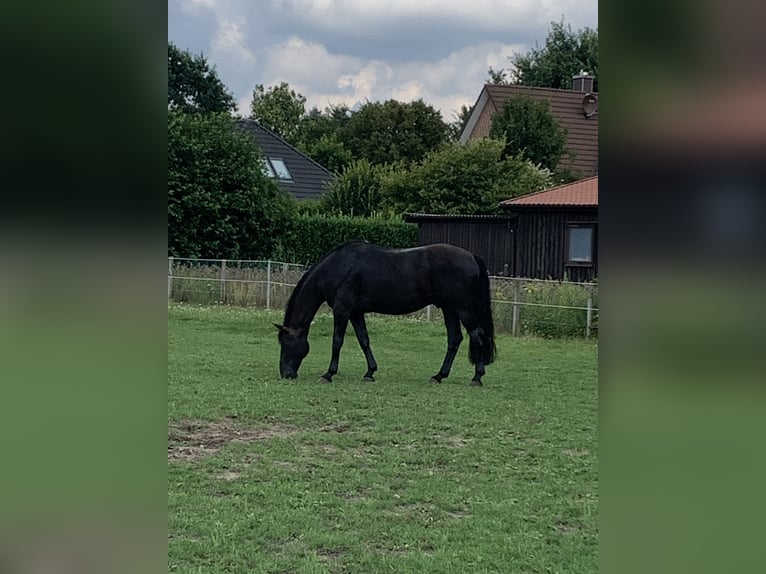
[350,312,378,381]
[457,309,486,386]
[430,308,463,384]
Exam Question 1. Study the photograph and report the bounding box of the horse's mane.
[283,241,369,323]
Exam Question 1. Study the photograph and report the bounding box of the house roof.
[235,119,335,201]
[460,84,598,178]
[500,176,598,208]
[403,213,514,223]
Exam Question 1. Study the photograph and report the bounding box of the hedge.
[274,213,418,265]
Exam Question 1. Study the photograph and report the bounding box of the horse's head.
[274,324,309,378]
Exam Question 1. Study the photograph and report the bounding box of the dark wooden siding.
[416,220,514,276]
[513,208,597,281]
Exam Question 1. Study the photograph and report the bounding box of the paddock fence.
[168,257,598,338]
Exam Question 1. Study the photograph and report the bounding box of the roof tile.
[500,176,598,207]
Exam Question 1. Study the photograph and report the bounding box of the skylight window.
[269,158,292,180]
[261,157,292,181]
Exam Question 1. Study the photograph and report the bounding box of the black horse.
[275,241,496,385]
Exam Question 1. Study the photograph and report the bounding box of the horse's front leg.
[430,308,463,384]
[319,312,349,383]
[350,312,377,381]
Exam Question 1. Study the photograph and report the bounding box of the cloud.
[246,36,525,119]
[271,0,596,35]
[212,19,256,66]
[178,0,220,14]
[171,0,599,118]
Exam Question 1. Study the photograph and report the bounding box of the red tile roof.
[500,176,598,208]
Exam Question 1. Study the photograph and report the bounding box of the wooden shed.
[403,214,515,276]
[500,176,598,282]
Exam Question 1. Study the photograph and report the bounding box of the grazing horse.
[275,241,496,386]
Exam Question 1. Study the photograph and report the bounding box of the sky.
[168,0,598,122]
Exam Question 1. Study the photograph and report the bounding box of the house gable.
[235,119,335,201]
[459,84,599,178]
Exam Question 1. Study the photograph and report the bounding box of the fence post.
[426,304,432,321]
[586,284,593,338]
[512,279,520,336]
[220,260,226,303]
[283,263,288,299]
[167,256,173,300]
[266,260,272,310]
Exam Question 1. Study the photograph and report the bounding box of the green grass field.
[168,305,598,573]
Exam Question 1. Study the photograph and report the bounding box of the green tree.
[487,66,509,85]
[341,99,448,165]
[489,96,567,171]
[380,139,551,215]
[168,110,293,259]
[320,159,398,217]
[250,82,306,142]
[511,20,598,91]
[295,105,354,173]
[168,42,235,113]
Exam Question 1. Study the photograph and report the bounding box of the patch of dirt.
[215,470,241,481]
[168,418,297,463]
[369,542,434,556]
[316,547,346,562]
[553,521,582,535]
[445,509,471,519]
[562,449,591,457]
[320,422,352,433]
[338,486,371,502]
[270,460,300,472]
[442,435,470,448]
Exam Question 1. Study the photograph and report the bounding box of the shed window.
[261,157,293,181]
[566,224,595,264]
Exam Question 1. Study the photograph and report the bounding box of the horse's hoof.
[317,376,332,384]
[362,376,375,382]
[429,377,441,384]
[470,380,483,387]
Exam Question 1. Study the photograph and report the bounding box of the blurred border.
[0,2,167,572]
[601,0,766,572]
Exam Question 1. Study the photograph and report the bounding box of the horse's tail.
[469,255,496,366]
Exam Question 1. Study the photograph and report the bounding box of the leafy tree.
[295,105,354,173]
[447,104,474,142]
[168,110,294,259]
[320,159,398,217]
[489,96,567,171]
[487,66,509,85]
[380,139,551,215]
[510,20,598,91]
[300,134,353,175]
[168,42,235,113]
[341,99,448,166]
[250,82,306,142]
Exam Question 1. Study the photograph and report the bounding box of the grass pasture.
[168,305,598,573]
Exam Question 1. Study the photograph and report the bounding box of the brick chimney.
[572,70,595,93]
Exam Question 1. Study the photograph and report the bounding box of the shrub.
[275,213,417,264]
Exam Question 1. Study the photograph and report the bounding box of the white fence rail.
[168,257,598,338]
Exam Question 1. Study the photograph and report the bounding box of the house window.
[566,224,595,265]
[261,157,293,181]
